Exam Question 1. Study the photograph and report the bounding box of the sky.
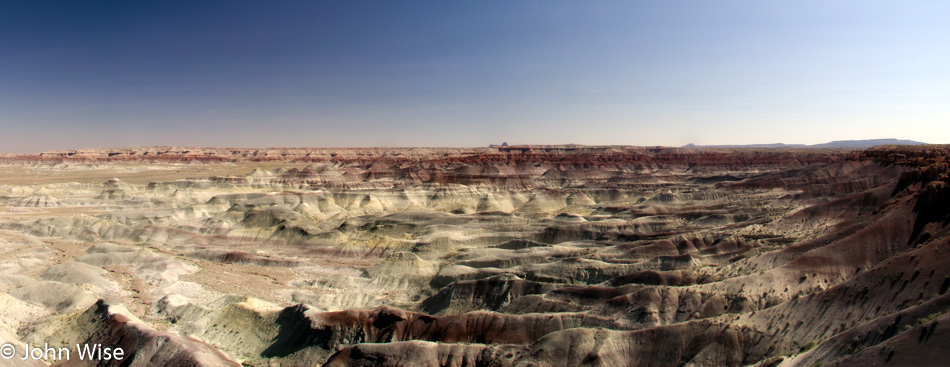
[1,1,948,152]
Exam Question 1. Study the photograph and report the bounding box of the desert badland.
[0,145,948,366]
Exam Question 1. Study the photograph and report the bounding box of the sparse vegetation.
[918,312,942,325]
[800,342,817,353]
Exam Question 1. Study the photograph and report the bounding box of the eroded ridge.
[0,145,947,366]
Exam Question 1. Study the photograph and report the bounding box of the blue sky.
[1,1,947,152]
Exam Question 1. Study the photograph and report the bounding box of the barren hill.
[0,145,947,366]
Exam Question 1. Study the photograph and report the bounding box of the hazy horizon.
[1,138,935,156]
[2,1,948,153]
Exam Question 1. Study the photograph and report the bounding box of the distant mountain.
[685,139,926,149]
[811,139,927,148]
